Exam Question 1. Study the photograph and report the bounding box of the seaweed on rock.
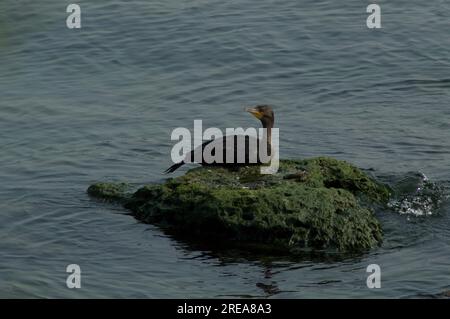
[88,157,391,253]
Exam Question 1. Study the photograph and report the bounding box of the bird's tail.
[163,161,185,174]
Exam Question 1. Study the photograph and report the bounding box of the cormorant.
[164,105,275,173]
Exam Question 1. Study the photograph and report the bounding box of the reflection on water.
[0,0,449,298]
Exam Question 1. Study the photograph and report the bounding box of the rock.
[88,157,391,253]
[87,182,131,202]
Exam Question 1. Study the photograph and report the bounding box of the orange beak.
[245,107,263,119]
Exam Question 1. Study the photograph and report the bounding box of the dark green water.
[0,0,449,298]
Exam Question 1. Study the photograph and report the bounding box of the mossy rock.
[87,182,131,202]
[88,157,391,253]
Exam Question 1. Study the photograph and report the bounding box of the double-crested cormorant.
[164,105,275,173]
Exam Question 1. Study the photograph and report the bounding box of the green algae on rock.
[87,182,131,202]
[88,157,391,253]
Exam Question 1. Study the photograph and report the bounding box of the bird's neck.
[262,122,273,155]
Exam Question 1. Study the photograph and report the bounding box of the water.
[0,0,449,298]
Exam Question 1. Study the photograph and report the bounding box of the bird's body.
[165,105,274,174]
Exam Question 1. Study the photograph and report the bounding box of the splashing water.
[387,172,445,216]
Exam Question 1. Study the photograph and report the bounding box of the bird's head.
[245,105,274,128]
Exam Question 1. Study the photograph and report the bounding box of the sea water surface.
[0,0,449,298]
